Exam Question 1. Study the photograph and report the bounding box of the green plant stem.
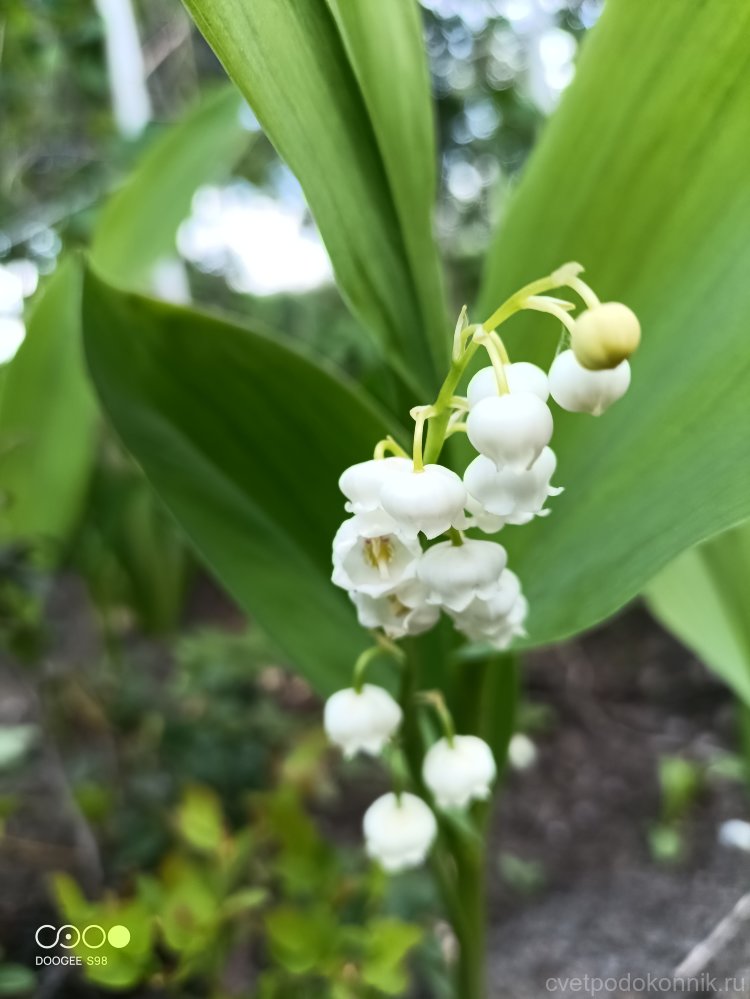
[423,342,480,465]
[400,640,493,998]
[453,840,487,999]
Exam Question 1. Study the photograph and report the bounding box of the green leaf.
[475,0,750,646]
[0,259,97,548]
[0,965,35,996]
[361,917,423,996]
[325,0,447,361]
[180,0,443,391]
[91,86,251,290]
[82,267,392,692]
[645,524,750,706]
[175,786,225,854]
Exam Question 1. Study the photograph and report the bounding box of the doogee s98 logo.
[35,923,130,949]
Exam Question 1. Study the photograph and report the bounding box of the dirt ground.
[2,582,750,999]
[488,608,750,999]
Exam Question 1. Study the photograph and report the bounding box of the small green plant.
[55,782,425,997]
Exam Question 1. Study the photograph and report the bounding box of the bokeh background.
[2,2,750,997]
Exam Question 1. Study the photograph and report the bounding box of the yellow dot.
[107,925,130,949]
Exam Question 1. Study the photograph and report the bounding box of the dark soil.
[488,608,750,998]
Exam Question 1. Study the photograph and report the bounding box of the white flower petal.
[339,457,412,514]
[418,538,507,612]
[423,735,497,809]
[324,685,402,757]
[467,362,549,408]
[548,349,630,415]
[380,464,467,539]
[467,394,553,471]
[363,792,437,872]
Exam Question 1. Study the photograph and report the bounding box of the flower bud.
[363,792,437,871]
[467,362,549,408]
[467,393,553,471]
[571,302,640,370]
[379,464,467,539]
[549,349,630,416]
[423,735,497,809]
[324,684,402,758]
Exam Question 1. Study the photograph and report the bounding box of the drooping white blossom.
[324,684,403,758]
[417,538,507,612]
[332,515,421,597]
[339,457,413,515]
[458,594,529,649]
[351,579,440,639]
[548,349,631,416]
[379,464,467,540]
[363,792,437,872]
[452,569,522,626]
[467,362,549,408]
[467,393,553,471]
[422,735,497,809]
[463,447,562,524]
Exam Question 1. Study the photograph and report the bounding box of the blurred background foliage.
[3,0,750,996]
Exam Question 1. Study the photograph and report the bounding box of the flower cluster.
[325,683,495,871]
[323,263,639,872]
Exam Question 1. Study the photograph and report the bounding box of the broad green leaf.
[82,268,393,692]
[91,86,250,290]
[180,0,443,391]
[0,259,97,547]
[325,0,447,361]
[475,0,750,646]
[645,525,750,706]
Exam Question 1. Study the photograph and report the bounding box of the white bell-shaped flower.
[351,579,440,639]
[338,457,412,514]
[466,393,553,471]
[459,594,528,649]
[332,515,421,597]
[467,362,549,408]
[464,447,562,524]
[452,569,522,627]
[324,684,402,758]
[417,538,507,612]
[423,735,497,809]
[379,464,467,540]
[548,349,631,416]
[363,792,437,872]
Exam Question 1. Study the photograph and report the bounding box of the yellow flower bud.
[571,302,641,370]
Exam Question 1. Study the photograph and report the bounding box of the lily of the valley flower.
[467,361,549,408]
[423,735,497,809]
[379,464,467,540]
[549,349,631,416]
[363,792,437,871]
[332,515,421,597]
[458,593,529,648]
[324,684,402,758]
[463,447,562,524]
[467,393,553,471]
[417,537,507,612]
[351,580,440,639]
[338,456,413,514]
